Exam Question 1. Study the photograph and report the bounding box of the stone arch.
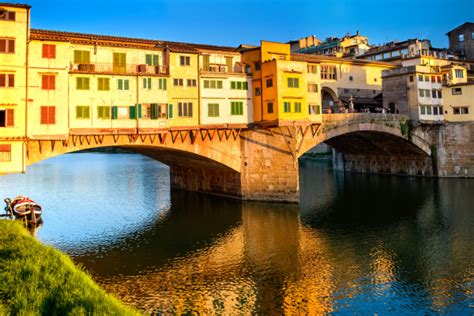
[321,86,338,113]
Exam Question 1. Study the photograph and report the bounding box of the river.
[1,153,472,314]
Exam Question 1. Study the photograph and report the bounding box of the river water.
[1,153,472,314]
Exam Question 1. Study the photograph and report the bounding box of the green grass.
[0,220,140,315]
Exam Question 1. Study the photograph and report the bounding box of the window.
[409,75,414,82]
[231,81,248,90]
[158,78,167,90]
[418,89,424,97]
[0,144,11,162]
[117,79,130,90]
[309,104,320,115]
[283,102,291,113]
[40,106,55,125]
[321,65,337,80]
[113,53,126,73]
[145,54,160,66]
[452,87,462,95]
[427,106,432,115]
[41,75,55,90]
[0,38,15,53]
[0,109,14,127]
[158,104,168,119]
[307,64,317,74]
[208,103,219,117]
[97,106,111,119]
[179,56,191,66]
[143,77,152,90]
[455,69,464,78]
[255,62,261,71]
[420,105,426,115]
[255,87,261,96]
[0,74,14,87]
[432,89,437,98]
[178,102,193,117]
[0,10,15,21]
[472,32,474,40]
[294,102,302,113]
[267,102,274,114]
[288,78,299,88]
[231,102,243,115]
[418,74,423,82]
[308,83,318,93]
[111,106,131,120]
[173,78,184,86]
[187,79,197,87]
[168,104,173,118]
[98,78,110,91]
[203,80,222,89]
[459,34,464,42]
[437,90,442,98]
[76,77,90,90]
[453,107,469,115]
[74,50,90,64]
[76,106,90,119]
[431,76,436,83]
[42,44,56,59]
[266,79,273,88]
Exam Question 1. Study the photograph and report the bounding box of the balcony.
[200,63,251,75]
[70,63,169,76]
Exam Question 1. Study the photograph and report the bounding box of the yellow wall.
[261,41,290,62]
[168,52,199,127]
[443,84,474,122]
[277,60,309,121]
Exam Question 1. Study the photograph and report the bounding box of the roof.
[446,22,474,35]
[30,29,239,53]
[0,2,31,9]
[291,53,396,67]
[358,38,429,57]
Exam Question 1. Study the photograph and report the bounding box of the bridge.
[24,113,434,202]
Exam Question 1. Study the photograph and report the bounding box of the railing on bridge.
[322,113,409,124]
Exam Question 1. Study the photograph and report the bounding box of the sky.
[18,0,474,48]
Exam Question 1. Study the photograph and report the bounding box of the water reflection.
[0,154,472,314]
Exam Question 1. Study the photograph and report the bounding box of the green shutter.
[84,78,90,90]
[153,55,159,66]
[217,81,222,89]
[244,82,248,90]
[124,80,129,90]
[147,78,151,89]
[237,82,242,90]
[112,106,118,119]
[150,104,158,119]
[163,78,167,90]
[137,104,142,118]
[143,78,146,88]
[168,104,173,118]
[158,79,162,90]
[118,79,123,90]
[204,80,209,88]
[129,105,136,119]
[231,81,236,89]
[146,54,152,66]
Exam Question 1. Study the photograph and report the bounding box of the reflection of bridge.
[26,113,433,202]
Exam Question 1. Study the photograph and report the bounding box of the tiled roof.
[291,53,396,67]
[0,2,31,9]
[30,29,239,53]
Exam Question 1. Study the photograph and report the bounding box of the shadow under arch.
[321,86,338,112]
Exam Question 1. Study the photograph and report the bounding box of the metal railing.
[70,63,169,75]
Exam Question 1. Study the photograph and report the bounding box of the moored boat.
[4,196,43,224]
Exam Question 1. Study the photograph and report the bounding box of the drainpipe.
[23,6,31,173]
[197,53,201,126]
[136,74,139,133]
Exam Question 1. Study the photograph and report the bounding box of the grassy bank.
[0,221,139,315]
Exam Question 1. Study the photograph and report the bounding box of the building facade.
[447,22,474,60]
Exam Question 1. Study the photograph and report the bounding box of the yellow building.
[442,65,473,122]
[0,3,30,173]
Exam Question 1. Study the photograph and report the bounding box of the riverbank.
[0,220,139,315]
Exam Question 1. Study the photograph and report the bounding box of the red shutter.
[50,45,56,59]
[48,107,55,124]
[0,74,5,87]
[42,44,48,58]
[40,107,48,124]
[49,76,55,90]
[8,40,14,53]
[6,109,14,127]
[8,74,14,87]
[42,75,47,89]
[0,144,11,152]
[0,40,5,53]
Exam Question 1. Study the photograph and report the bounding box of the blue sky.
[22,0,474,48]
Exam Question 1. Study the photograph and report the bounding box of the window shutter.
[50,45,56,58]
[168,104,173,118]
[42,75,48,89]
[6,109,13,127]
[231,81,235,89]
[244,82,248,90]
[203,55,210,70]
[146,54,152,66]
[129,105,136,119]
[0,74,5,87]
[148,78,151,89]
[8,74,14,87]
[217,81,222,89]
[137,104,142,118]
[84,78,89,90]
[151,104,158,120]
[158,79,162,90]
[163,78,167,90]
[189,103,193,117]
[41,107,47,124]
[124,80,129,90]
[8,40,14,53]
[143,78,146,88]
[49,107,56,124]
[112,106,118,119]
[74,51,81,63]
[42,44,48,58]
[50,76,55,90]
[153,55,159,66]
[118,79,123,90]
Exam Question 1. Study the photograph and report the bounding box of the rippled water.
[1,153,472,314]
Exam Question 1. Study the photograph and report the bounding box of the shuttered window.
[158,78,167,90]
[204,80,223,89]
[0,10,15,21]
[0,144,11,162]
[168,104,173,118]
[294,102,302,113]
[287,78,299,88]
[283,102,291,113]
[208,103,219,117]
[143,78,152,90]
[98,78,110,91]
[117,79,129,90]
[74,50,90,64]
[145,54,160,66]
[0,74,14,87]
[0,38,15,53]
[231,102,243,115]
[42,44,56,59]
[113,53,126,73]
[178,102,192,117]
[76,77,90,90]
[76,106,90,119]
[97,106,111,119]
[0,109,14,127]
[129,105,137,119]
[41,75,55,90]
[40,106,56,125]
